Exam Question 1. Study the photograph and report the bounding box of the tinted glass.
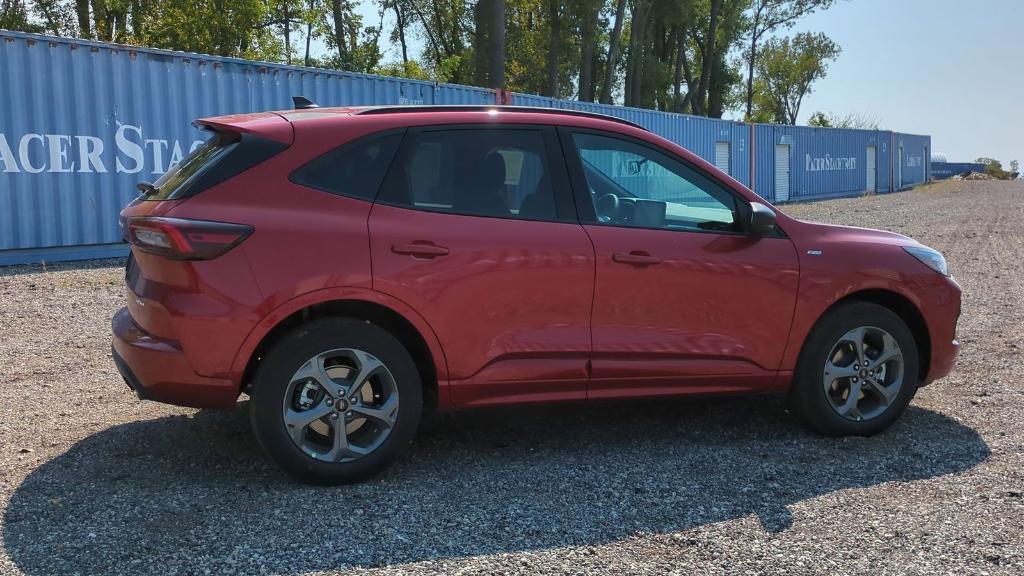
[147,132,235,200]
[382,129,557,221]
[572,132,739,232]
[291,132,402,200]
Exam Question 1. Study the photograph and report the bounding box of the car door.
[559,128,800,399]
[369,125,595,408]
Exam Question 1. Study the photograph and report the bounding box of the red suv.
[113,105,961,483]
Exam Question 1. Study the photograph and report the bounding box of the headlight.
[904,246,949,276]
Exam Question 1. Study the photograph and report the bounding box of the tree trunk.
[75,0,91,38]
[304,0,313,66]
[393,0,408,63]
[283,1,292,65]
[624,0,650,107]
[331,0,347,64]
[578,7,597,101]
[744,6,762,120]
[545,0,560,97]
[672,28,684,112]
[599,0,626,104]
[691,0,720,116]
[473,0,490,86]
[489,0,505,89]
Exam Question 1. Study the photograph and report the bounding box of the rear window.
[146,132,237,200]
[290,131,403,200]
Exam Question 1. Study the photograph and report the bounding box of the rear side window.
[290,132,403,200]
[378,128,559,221]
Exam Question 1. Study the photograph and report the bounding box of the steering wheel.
[595,193,620,223]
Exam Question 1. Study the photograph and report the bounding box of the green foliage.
[4,0,842,122]
[752,31,839,124]
[976,157,1013,180]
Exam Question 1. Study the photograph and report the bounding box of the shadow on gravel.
[4,398,988,574]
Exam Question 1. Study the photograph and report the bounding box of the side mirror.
[748,202,777,236]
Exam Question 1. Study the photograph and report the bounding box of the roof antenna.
[292,96,318,110]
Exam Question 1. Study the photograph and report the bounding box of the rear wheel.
[790,301,919,436]
[250,317,422,484]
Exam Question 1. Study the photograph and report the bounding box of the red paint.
[112,108,961,412]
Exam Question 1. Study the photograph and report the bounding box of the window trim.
[288,128,407,201]
[374,124,578,224]
[558,126,785,238]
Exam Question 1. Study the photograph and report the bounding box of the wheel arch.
[233,290,449,410]
[816,288,932,383]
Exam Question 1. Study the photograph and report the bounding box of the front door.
[561,128,800,399]
[370,125,594,407]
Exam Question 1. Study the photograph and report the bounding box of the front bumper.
[111,307,239,409]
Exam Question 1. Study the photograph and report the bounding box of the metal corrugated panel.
[509,93,751,188]
[0,31,495,261]
[754,125,893,203]
[932,162,985,180]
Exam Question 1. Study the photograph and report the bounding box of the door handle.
[612,251,662,266]
[391,242,450,258]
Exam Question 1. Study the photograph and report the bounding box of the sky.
[345,0,1021,166]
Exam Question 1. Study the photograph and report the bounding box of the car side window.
[571,131,740,233]
[380,129,559,221]
[290,132,403,200]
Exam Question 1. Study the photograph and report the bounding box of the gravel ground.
[1,180,1022,575]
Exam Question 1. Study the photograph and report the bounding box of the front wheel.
[790,301,919,436]
[250,317,423,484]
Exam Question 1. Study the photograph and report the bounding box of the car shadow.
[3,397,989,574]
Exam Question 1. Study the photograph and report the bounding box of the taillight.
[126,217,253,260]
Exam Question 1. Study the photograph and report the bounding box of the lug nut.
[346,411,353,417]
[325,398,334,406]
[329,413,338,420]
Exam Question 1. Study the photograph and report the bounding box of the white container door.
[774,144,790,202]
[714,141,731,175]
[866,145,877,192]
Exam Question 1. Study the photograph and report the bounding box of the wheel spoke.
[834,381,862,418]
[290,353,342,398]
[865,377,899,406]
[844,326,869,367]
[352,394,399,428]
[323,418,351,462]
[346,350,385,397]
[868,333,902,370]
[824,361,857,380]
[283,403,332,443]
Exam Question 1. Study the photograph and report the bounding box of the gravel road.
[1,180,1021,575]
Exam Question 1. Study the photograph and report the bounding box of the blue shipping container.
[0,31,494,264]
[932,162,986,179]
[893,133,931,189]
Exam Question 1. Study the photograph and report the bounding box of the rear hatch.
[120,112,292,339]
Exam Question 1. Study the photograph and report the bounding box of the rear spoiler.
[193,112,293,144]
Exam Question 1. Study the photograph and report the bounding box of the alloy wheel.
[282,348,399,462]
[822,326,905,422]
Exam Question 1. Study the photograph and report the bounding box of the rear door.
[560,128,799,398]
[369,125,595,407]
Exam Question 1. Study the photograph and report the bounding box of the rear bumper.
[111,307,239,409]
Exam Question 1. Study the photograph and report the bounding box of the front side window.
[572,132,740,233]
[381,128,559,221]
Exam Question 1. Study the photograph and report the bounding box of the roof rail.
[354,105,646,131]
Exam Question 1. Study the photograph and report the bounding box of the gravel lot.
[1,180,1022,575]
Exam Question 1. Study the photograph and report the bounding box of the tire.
[790,301,919,436]
[250,317,423,484]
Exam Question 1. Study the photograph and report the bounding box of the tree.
[808,110,880,129]
[752,31,839,124]
[744,0,834,120]
[976,158,1012,180]
[599,0,626,104]
[1,0,43,31]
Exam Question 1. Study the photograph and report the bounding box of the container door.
[774,144,790,202]
[714,141,731,175]
[866,146,877,192]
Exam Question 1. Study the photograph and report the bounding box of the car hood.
[791,219,919,247]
